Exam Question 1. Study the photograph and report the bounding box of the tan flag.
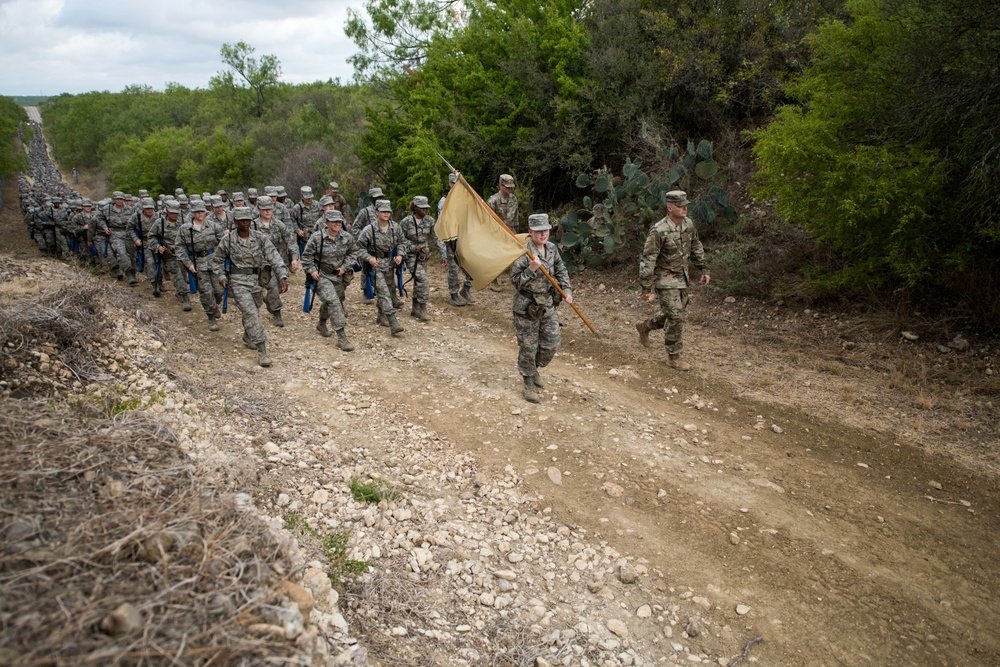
[436,175,529,290]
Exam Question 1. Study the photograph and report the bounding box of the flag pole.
[438,154,596,334]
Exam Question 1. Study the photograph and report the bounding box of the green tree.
[0,97,28,179]
[212,41,283,119]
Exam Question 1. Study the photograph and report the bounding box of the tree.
[213,42,282,119]
[0,96,28,178]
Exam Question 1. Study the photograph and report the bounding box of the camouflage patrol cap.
[247,188,258,198]
[174,188,185,196]
[165,200,181,214]
[375,199,392,213]
[412,195,430,209]
[300,186,314,198]
[217,189,228,196]
[232,192,245,202]
[323,210,345,224]
[233,207,253,221]
[256,195,274,210]
[665,190,689,206]
[112,191,125,200]
[82,198,92,206]
[368,186,384,199]
[319,195,334,207]
[210,195,224,207]
[141,198,155,209]
[499,174,515,188]
[138,189,149,197]
[527,213,551,231]
[329,181,340,191]
[264,186,277,196]
[276,186,287,197]
[178,194,189,205]
[51,196,62,203]
[202,191,211,199]
[190,200,207,213]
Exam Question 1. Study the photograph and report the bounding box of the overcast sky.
[0,0,363,96]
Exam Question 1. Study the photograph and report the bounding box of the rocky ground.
[2,172,998,667]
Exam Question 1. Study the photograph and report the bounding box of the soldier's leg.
[373,269,394,316]
[263,273,283,317]
[513,313,542,378]
[660,288,688,355]
[110,236,131,277]
[55,229,70,259]
[316,279,348,331]
[413,261,429,305]
[535,309,562,369]
[232,284,267,345]
[193,263,217,317]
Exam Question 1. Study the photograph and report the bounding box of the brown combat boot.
[316,318,332,337]
[181,293,192,311]
[208,314,220,332]
[532,371,544,388]
[412,303,431,322]
[336,329,355,352]
[256,342,272,368]
[388,314,404,335]
[449,293,466,307]
[272,310,284,327]
[376,311,390,327]
[668,354,691,371]
[635,320,651,347]
[522,376,540,403]
[459,284,476,304]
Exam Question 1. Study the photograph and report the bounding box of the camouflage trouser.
[263,271,284,315]
[513,308,560,377]
[647,287,689,355]
[31,226,52,254]
[315,275,349,331]
[154,249,187,296]
[230,279,267,345]
[106,232,133,275]
[372,265,403,315]
[77,231,98,265]
[55,227,72,258]
[405,256,429,305]
[446,245,471,295]
[190,256,223,318]
[141,247,157,282]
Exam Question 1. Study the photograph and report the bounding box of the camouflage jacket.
[639,216,706,290]
[253,218,298,265]
[302,229,361,279]
[487,191,519,232]
[293,200,323,235]
[400,213,447,262]
[175,220,226,269]
[100,203,132,234]
[353,205,378,232]
[511,241,571,313]
[212,229,288,288]
[355,221,410,264]
[147,215,183,253]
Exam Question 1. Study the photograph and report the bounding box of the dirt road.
[4,173,998,666]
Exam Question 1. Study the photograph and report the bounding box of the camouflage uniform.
[175,217,226,320]
[355,213,411,325]
[213,228,288,348]
[301,223,360,336]
[253,213,298,319]
[510,234,571,379]
[400,202,447,316]
[71,206,100,266]
[638,209,707,356]
[98,199,137,278]
[353,204,378,232]
[293,199,323,243]
[487,190,519,233]
[147,209,187,299]
[49,202,72,258]
[328,191,352,221]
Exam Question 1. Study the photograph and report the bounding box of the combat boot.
[459,284,476,304]
[181,293,192,311]
[152,282,161,298]
[115,271,124,281]
[256,342,272,367]
[208,314,220,332]
[126,268,138,285]
[412,303,431,322]
[668,354,691,371]
[316,318,332,337]
[635,320,651,347]
[532,371,544,388]
[521,375,540,403]
[272,310,284,327]
[376,311,390,327]
[336,329,355,352]
[242,333,256,349]
[449,293,466,307]
[388,314,404,335]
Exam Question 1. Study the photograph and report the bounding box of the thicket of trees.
[34,0,1000,327]
[0,97,28,181]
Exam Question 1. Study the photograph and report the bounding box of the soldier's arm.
[551,245,572,296]
[638,228,663,289]
[262,236,288,280]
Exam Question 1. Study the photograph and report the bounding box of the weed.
[284,511,368,583]
[916,395,936,411]
[349,476,400,504]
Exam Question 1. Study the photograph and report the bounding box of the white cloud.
[0,0,362,95]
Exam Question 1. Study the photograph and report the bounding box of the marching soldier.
[99,192,138,283]
[400,195,447,322]
[355,199,410,335]
[176,200,226,331]
[301,210,360,351]
[253,196,299,327]
[147,199,188,303]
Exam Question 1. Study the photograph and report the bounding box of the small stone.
[683,423,698,432]
[100,603,143,636]
[724,296,736,303]
[608,368,620,377]
[392,626,408,636]
[949,335,969,351]
[901,331,919,341]
[507,552,524,563]
[937,344,951,354]
[657,489,667,498]
[602,482,625,498]
[619,563,638,584]
[263,442,281,455]
[928,480,943,490]
[636,604,652,618]
[607,619,629,638]
[547,467,563,485]
[771,424,783,434]
[685,616,700,637]
[735,604,751,616]
[729,532,740,545]
[479,592,495,606]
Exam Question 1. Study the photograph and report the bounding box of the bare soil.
[3,171,998,666]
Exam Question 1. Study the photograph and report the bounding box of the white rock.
[735,604,751,615]
[547,467,563,485]
[607,618,629,638]
[636,604,652,618]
